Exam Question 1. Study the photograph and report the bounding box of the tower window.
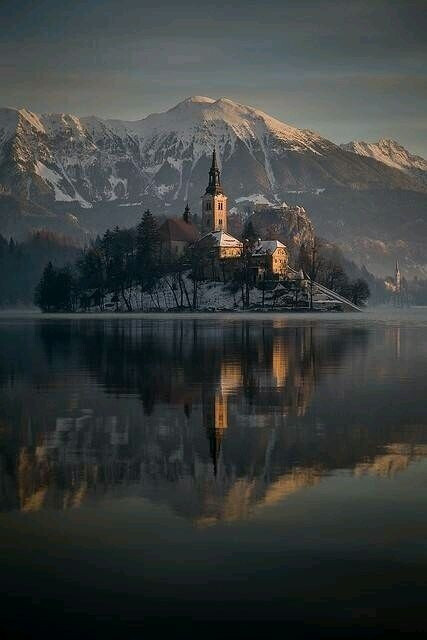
[219,219,222,225]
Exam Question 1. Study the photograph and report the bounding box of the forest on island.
[4,209,425,312]
[32,209,372,312]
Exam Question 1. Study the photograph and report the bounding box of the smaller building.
[252,240,288,279]
[198,230,243,260]
[159,204,200,256]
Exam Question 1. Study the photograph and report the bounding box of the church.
[159,150,289,279]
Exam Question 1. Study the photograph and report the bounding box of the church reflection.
[0,318,426,523]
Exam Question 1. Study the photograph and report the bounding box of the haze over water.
[1,310,427,636]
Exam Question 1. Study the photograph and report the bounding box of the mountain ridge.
[341,138,427,186]
[0,97,424,211]
[0,96,427,277]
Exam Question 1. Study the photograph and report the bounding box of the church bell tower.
[202,149,228,233]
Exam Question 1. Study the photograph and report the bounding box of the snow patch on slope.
[235,194,276,206]
[108,174,128,200]
[342,139,427,174]
[109,96,330,195]
[34,161,91,207]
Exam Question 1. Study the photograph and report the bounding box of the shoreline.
[0,306,357,317]
[2,307,426,323]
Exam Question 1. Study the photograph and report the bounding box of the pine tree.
[136,209,161,294]
[242,219,258,246]
[348,278,370,306]
[76,241,105,309]
[34,262,75,311]
[34,262,57,311]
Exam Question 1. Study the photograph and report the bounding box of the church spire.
[183,202,190,223]
[201,147,228,232]
[211,147,218,172]
[205,148,223,195]
[395,258,401,291]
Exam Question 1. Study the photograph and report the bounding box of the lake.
[0,310,427,637]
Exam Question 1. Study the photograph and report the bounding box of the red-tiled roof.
[159,218,200,243]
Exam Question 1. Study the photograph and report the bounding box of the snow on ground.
[104,274,259,311]
[101,271,346,313]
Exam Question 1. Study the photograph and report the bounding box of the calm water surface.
[1,310,427,637]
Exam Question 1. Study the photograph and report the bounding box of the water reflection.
[0,317,426,524]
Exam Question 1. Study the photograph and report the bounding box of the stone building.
[197,230,242,260]
[197,150,289,281]
[252,240,288,279]
[159,204,200,256]
[158,150,290,280]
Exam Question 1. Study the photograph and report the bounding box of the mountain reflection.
[0,318,426,523]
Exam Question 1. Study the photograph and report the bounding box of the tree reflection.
[1,318,425,523]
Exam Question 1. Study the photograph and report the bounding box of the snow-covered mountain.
[341,139,427,186]
[0,97,422,212]
[1,96,427,276]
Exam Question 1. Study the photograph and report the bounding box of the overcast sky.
[0,0,425,155]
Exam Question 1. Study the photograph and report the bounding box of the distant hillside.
[0,191,86,241]
[0,230,81,307]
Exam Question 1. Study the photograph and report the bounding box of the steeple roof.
[205,148,224,195]
[183,202,190,223]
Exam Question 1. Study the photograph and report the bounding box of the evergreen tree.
[76,240,105,309]
[55,266,75,311]
[34,262,57,311]
[136,209,161,294]
[348,278,370,306]
[242,219,258,246]
[104,227,136,310]
[34,262,76,312]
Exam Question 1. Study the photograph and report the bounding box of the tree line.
[0,231,80,307]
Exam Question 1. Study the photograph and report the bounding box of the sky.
[0,0,426,155]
